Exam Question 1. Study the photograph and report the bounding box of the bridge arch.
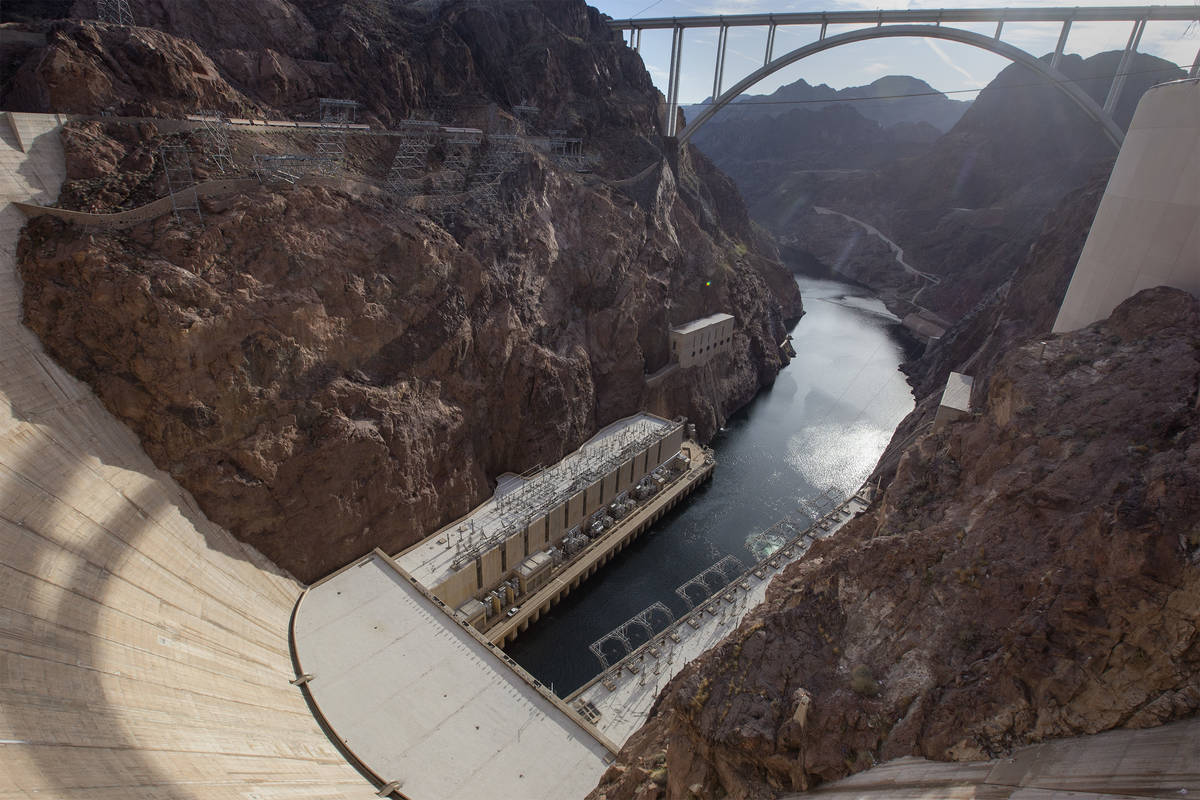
[678,24,1124,148]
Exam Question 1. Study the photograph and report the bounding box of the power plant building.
[671,312,734,367]
[396,412,685,618]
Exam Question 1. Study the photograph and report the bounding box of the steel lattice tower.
[158,145,202,223]
[386,119,439,198]
[195,111,236,175]
[97,0,135,26]
[473,134,522,213]
[438,131,481,193]
[316,98,358,176]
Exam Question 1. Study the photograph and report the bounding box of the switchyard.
[568,487,875,746]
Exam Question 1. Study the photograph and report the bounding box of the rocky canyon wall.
[590,286,1200,800]
[690,52,1184,326]
[9,0,801,581]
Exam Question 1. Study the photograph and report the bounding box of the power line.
[678,63,1188,109]
[390,62,1184,121]
[631,0,666,18]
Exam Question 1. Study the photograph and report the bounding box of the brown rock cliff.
[14,1,802,582]
[590,287,1200,800]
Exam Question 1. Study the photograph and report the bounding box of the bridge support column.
[1104,18,1145,116]
[664,25,684,137]
[1190,44,1199,78]
[712,25,729,101]
[1051,18,1072,71]
[993,18,1003,39]
[764,22,776,66]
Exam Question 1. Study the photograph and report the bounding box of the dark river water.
[505,276,916,695]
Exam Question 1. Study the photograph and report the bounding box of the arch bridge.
[608,6,1200,146]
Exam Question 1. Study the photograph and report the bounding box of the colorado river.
[506,276,916,695]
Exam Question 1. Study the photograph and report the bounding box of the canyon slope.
[591,283,1200,800]
[8,0,801,582]
[691,53,1184,324]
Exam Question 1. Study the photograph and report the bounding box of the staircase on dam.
[0,112,378,799]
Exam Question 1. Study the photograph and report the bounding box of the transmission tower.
[513,103,539,134]
[474,134,522,213]
[386,119,439,198]
[97,0,135,26]
[195,110,236,175]
[438,129,482,193]
[316,98,359,176]
[158,145,202,223]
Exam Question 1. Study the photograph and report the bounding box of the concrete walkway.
[0,112,377,799]
[794,715,1200,799]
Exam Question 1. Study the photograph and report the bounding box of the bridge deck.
[610,5,1200,30]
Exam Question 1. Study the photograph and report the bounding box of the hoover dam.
[2,3,1200,794]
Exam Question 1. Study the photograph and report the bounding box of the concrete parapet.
[790,716,1200,798]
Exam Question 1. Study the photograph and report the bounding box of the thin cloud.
[925,38,983,86]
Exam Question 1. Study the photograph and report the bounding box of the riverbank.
[508,277,915,695]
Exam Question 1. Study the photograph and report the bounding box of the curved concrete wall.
[14,178,259,230]
[1054,78,1200,332]
[1,115,376,799]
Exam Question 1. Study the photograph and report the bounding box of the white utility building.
[671,312,734,367]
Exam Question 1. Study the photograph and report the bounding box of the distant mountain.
[691,103,941,173]
[688,51,1186,325]
[684,74,971,132]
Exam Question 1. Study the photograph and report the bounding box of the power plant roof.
[395,412,678,589]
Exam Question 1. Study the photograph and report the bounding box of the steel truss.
[386,119,440,197]
[588,601,675,670]
[674,555,745,608]
[195,110,236,175]
[158,145,201,223]
[316,98,359,175]
[97,0,134,26]
[473,134,523,213]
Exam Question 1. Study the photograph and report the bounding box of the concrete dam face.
[0,113,378,799]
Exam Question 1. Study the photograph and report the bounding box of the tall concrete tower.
[1054,78,1200,333]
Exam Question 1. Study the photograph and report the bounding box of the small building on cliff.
[671,312,734,368]
[933,371,974,430]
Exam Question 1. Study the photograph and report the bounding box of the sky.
[588,0,1199,104]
